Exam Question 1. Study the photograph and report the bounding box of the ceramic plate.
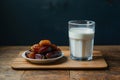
[22,50,64,64]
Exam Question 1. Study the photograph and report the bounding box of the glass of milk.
[68,20,95,61]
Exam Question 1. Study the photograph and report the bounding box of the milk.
[69,28,94,60]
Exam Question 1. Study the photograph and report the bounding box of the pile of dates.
[26,40,62,59]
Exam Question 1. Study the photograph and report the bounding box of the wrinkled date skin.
[26,52,35,59]
[31,44,41,53]
[38,46,52,54]
[35,54,44,59]
[46,51,61,58]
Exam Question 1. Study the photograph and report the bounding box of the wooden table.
[0,46,120,80]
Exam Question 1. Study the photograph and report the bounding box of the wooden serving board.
[11,51,108,70]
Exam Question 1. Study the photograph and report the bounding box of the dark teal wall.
[0,0,120,45]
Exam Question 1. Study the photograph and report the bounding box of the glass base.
[70,55,92,61]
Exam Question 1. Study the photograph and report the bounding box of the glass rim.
[68,20,95,26]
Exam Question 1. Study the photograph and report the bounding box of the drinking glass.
[68,20,95,61]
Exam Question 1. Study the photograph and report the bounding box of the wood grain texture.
[0,46,120,80]
[21,70,69,80]
[70,46,120,80]
[11,51,107,69]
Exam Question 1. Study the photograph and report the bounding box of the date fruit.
[27,52,35,59]
[38,46,52,54]
[46,51,61,59]
[35,54,44,59]
[39,40,51,46]
[31,44,41,53]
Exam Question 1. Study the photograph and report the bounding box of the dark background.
[0,0,120,46]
